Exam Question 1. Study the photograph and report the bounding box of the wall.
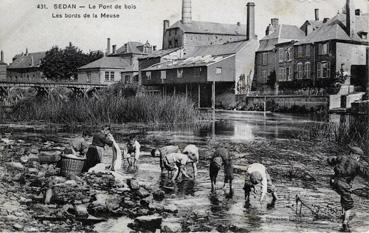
[254,50,276,90]
[77,69,101,84]
[236,94,329,112]
[207,56,235,82]
[7,69,44,82]
[336,42,367,74]
[183,33,245,49]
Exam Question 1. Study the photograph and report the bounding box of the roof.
[168,20,246,36]
[296,13,369,45]
[302,20,324,30]
[8,52,46,69]
[258,25,305,51]
[78,56,135,70]
[116,41,145,54]
[187,40,250,57]
[138,48,181,59]
[142,54,234,71]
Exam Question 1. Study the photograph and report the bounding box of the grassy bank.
[9,94,200,124]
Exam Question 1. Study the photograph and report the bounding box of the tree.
[40,44,103,80]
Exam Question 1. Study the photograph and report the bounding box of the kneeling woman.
[163,152,197,182]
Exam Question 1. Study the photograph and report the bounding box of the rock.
[7,162,24,170]
[140,195,153,207]
[20,155,29,163]
[64,180,77,186]
[153,190,165,201]
[38,151,61,163]
[106,195,122,212]
[133,214,162,230]
[44,188,53,204]
[28,168,39,174]
[28,154,39,161]
[162,219,182,233]
[149,203,164,211]
[13,223,23,230]
[163,204,178,213]
[127,179,140,191]
[30,147,39,154]
[23,227,39,232]
[74,204,89,218]
[136,187,150,198]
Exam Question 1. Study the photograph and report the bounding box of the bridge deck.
[0,80,108,88]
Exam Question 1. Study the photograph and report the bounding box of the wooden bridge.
[0,80,108,103]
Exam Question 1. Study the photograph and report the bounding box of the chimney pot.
[182,0,192,24]
[25,48,28,55]
[323,18,330,23]
[314,8,319,21]
[355,9,361,15]
[345,0,356,38]
[237,22,241,26]
[112,45,116,54]
[1,50,3,63]
[271,18,279,27]
[246,2,256,40]
[153,46,157,51]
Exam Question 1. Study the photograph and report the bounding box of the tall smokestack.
[0,51,3,63]
[346,0,356,38]
[106,38,111,55]
[246,2,256,40]
[162,20,170,49]
[314,8,319,21]
[182,0,192,24]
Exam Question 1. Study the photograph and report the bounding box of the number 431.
[37,4,48,9]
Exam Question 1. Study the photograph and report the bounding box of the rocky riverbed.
[0,115,368,232]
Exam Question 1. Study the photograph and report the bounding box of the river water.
[1,112,368,232]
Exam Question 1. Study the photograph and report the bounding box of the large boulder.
[153,190,165,201]
[162,218,182,233]
[130,214,162,231]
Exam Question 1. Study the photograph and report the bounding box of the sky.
[0,0,367,63]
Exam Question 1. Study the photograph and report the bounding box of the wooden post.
[264,96,267,112]
[162,85,164,97]
[173,85,176,96]
[212,81,216,110]
[185,84,188,100]
[197,84,201,108]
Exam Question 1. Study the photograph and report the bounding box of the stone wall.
[236,95,329,112]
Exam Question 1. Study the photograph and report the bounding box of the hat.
[349,145,364,156]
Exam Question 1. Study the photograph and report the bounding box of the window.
[125,75,130,84]
[317,61,330,78]
[305,44,311,57]
[278,48,284,62]
[262,70,267,83]
[120,72,124,81]
[146,71,151,80]
[286,67,290,81]
[278,67,285,81]
[110,72,115,81]
[177,69,183,78]
[262,53,268,65]
[87,72,91,83]
[105,71,109,81]
[304,62,311,79]
[169,41,172,48]
[215,67,222,74]
[318,42,329,55]
[297,62,303,79]
[285,48,291,61]
[297,46,303,58]
[161,70,166,80]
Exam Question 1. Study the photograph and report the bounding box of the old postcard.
[0,0,368,232]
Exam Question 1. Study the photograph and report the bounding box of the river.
[1,111,368,232]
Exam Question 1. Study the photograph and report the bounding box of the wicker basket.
[60,154,86,177]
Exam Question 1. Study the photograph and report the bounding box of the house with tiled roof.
[78,40,155,85]
[7,50,46,82]
[140,0,258,108]
[253,18,305,92]
[292,0,368,94]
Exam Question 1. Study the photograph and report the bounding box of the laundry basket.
[60,154,86,177]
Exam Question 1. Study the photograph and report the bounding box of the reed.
[10,93,200,124]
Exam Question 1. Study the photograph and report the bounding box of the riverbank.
[0,116,368,232]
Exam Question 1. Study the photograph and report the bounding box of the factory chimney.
[182,0,192,24]
[246,2,256,40]
[345,0,356,38]
[162,20,170,49]
[0,51,3,63]
[106,38,111,55]
[315,8,319,21]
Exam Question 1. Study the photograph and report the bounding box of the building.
[161,0,256,54]
[0,51,6,81]
[293,0,368,92]
[141,1,258,108]
[78,40,154,85]
[253,18,305,93]
[7,50,46,82]
[300,9,324,36]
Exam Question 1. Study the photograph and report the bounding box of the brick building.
[161,0,255,54]
[292,0,368,92]
[253,18,305,93]
[7,50,46,82]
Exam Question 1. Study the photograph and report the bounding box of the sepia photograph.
[0,0,368,232]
